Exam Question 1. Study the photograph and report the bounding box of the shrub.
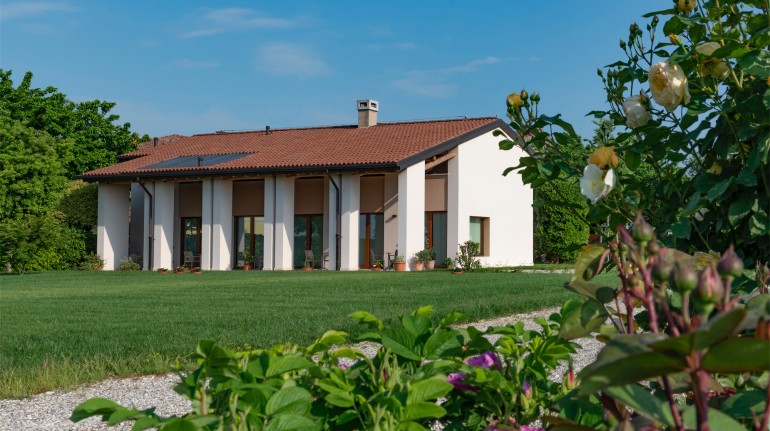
[534,180,588,263]
[79,253,104,271]
[0,214,86,274]
[119,258,140,271]
[456,241,481,272]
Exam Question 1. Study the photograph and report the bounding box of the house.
[80,100,533,271]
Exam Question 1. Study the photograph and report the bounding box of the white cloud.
[179,8,295,39]
[171,59,219,70]
[442,56,500,74]
[391,56,500,98]
[392,72,457,98]
[0,1,74,21]
[255,42,332,79]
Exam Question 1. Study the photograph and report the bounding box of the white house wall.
[340,174,360,270]
[398,161,426,270]
[450,129,533,266]
[97,183,130,270]
[153,181,175,270]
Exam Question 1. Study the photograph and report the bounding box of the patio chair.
[304,250,316,269]
[183,251,200,269]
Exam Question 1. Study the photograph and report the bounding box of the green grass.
[0,269,606,398]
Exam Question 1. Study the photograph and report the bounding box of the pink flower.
[522,380,532,398]
[521,426,545,431]
[446,372,475,391]
[339,363,349,370]
[465,351,499,369]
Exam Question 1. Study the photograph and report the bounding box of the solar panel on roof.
[143,153,250,169]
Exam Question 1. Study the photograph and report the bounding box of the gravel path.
[0,307,602,430]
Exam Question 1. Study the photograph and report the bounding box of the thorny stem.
[663,376,686,431]
[691,367,712,431]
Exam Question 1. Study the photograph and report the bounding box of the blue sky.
[1,1,656,140]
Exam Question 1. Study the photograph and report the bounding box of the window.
[359,213,384,268]
[293,215,323,268]
[235,216,265,268]
[469,216,490,256]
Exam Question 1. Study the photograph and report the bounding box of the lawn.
[0,269,605,398]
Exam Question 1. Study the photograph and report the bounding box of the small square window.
[469,216,490,256]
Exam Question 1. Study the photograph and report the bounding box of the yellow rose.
[677,0,696,12]
[506,92,523,109]
[649,61,691,112]
[695,42,730,79]
[587,146,619,170]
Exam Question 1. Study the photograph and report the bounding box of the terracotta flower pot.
[394,262,406,272]
[425,260,435,270]
[372,267,382,271]
[414,261,424,271]
[243,265,253,271]
[303,267,312,271]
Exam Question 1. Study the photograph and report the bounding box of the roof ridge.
[190,116,499,137]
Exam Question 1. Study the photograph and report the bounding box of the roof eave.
[76,162,401,182]
[395,118,525,170]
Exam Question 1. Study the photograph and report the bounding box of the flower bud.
[696,265,724,304]
[506,92,523,109]
[652,16,659,26]
[629,274,646,298]
[671,261,697,292]
[620,39,627,49]
[629,23,639,35]
[632,213,654,243]
[669,34,682,45]
[652,259,673,283]
[717,245,743,279]
[531,92,540,102]
[520,90,528,101]
[597,68,604,77]
[522,380,532,398]
[647,240,660,255]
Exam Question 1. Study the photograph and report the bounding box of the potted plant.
[443,257,454,269]
[156,267,169,274]
[174,266,186,274]
[303,260,313,271]
[241,250,253,271]
[424,248,436,270]
[393,255,406,272]
[191,266,203,274]
[372,260,384,271]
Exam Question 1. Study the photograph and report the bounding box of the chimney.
[153,137,158,147]
[357,99,378,128]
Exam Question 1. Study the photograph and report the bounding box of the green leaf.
[681,406,748,431]
[265,386,313,417]
[423,329,463,359]
[738,49,770,78]
[566,279,616,304]
[324,391,355,408]
[266,356,314,378]
[265,414,316,431]
[736,168,758,187]
[349,311,383,330]
[558,299,609,340]
[407,377,453,404]
[663,16,688,35]
[682,193,701,216]
[604,384,676,428]
[707,179,731,201]
[402,315,432,338]
[750,211,769,236]
[499,139,515,151]
[572,244,607,281]
[307,330,348,354]
[728,198,755,226]
[382,327,421,361]
[721,389,767,419]
[160,418,204,431]
[624,151,641,170]
[764,88,770,110]
[701,338,770,373]
[402,402,446,421]
[70,398,121,422]
[671,218,691,239]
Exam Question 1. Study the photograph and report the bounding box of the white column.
[263,176,276,270]
[153,181,175,270]
[210,179,233,270]
[324,175,339,270]
[447,156,461,265]
[201,179,213,270]
[97,183,130,270]
[340,174,360,270]
[274,176,295,270]
[398,162,426,271]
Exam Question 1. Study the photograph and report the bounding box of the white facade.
[101,127,532,271]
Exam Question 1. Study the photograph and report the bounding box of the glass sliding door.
[425,212,448,265]
[293,215,323,268]
[181,217,202,267]
[359,213,384,268]
[235,216,264,268]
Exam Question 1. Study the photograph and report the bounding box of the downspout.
[137,179,154,271]
[326,170,342,271]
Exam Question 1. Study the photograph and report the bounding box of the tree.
[0,116,70,220]
[0,69,144,178]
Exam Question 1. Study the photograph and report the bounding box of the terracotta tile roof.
[82,117,511,180]
[117,134,187,160]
